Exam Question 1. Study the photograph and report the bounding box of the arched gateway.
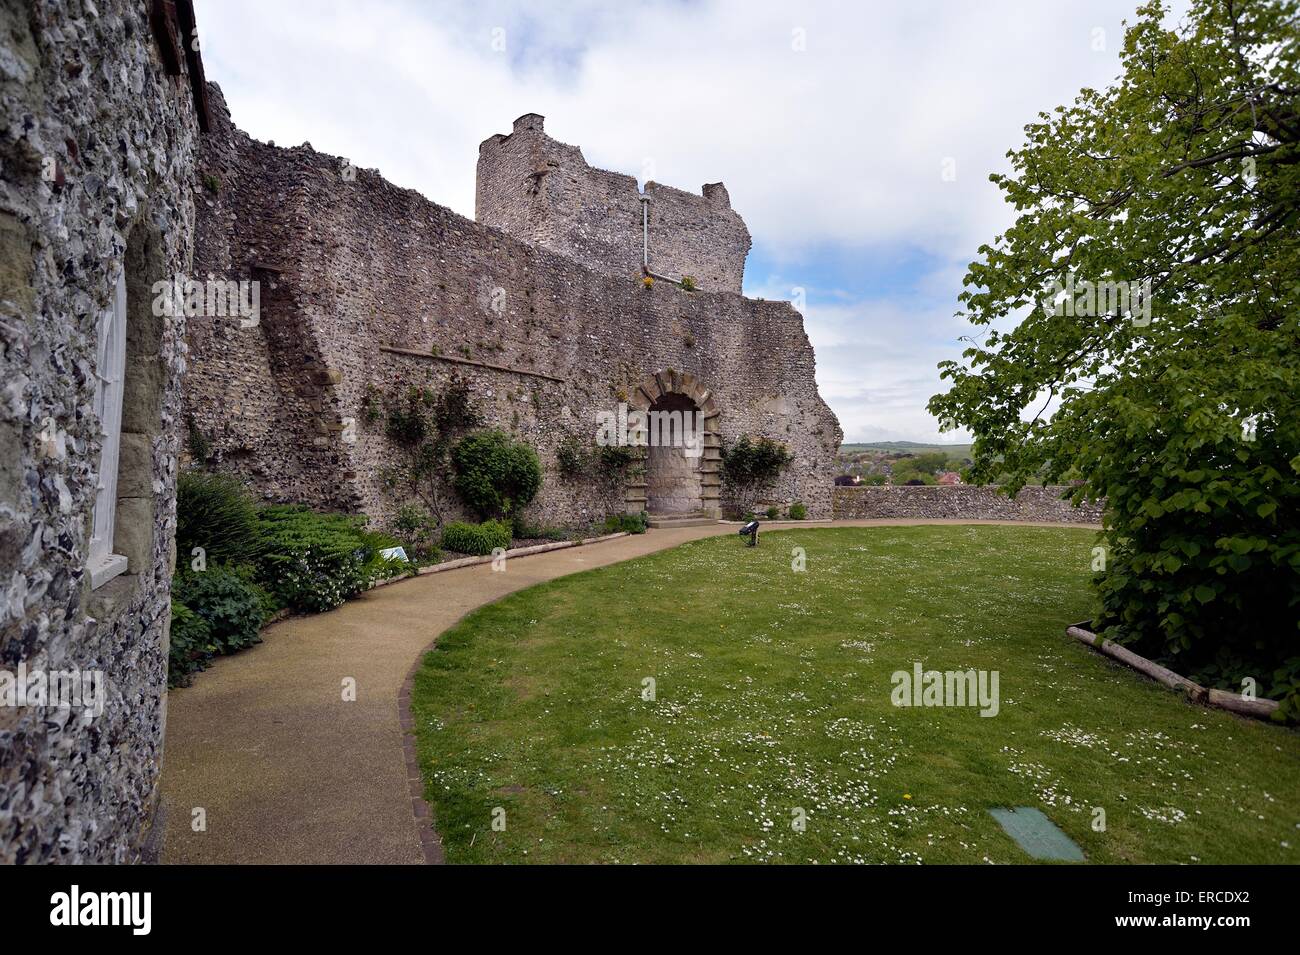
[624,370,722,521]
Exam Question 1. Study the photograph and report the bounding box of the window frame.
[88,268,128,589]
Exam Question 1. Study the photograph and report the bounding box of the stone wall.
[186,91,840,528]
[0,0,202,862]
[832,485,1104,524]
[476,114,751,294]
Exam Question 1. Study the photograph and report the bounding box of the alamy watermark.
[1041,273,1151,327]
[891,662,999,717]
[1,662,104,717]
[152,274,260,328]
[595,402,704,458]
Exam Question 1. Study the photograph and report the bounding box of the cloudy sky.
[193,0,1168,443]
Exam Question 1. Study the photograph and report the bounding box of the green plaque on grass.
[988,807,1086,861]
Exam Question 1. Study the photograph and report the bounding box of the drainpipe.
[639,196,650,268]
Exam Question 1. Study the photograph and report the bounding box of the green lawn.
[411,525,1299,864]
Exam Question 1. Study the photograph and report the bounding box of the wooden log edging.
[1065,623,1281,720]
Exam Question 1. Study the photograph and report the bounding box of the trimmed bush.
[171,565,267,658]
[176,470,260,567]
[255,505,380,613]
[451,429,542,520]
[788,502,807,520]
[441,519,512,556]
[765,505,780,520]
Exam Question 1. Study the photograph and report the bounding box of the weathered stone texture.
[476,114,751,294]
[832,485,1104,524]
[187,90,840,528]
[0,0,200,862]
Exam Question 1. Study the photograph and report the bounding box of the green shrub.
[176,470,260,567]
[603,512,647,535]
[441,519,512,556]
[172,565,267,658]
[765,505,780,520]
[255,505,379,613]
[788,502,807,520]
[167,599,214,687]
[451,429,542,520]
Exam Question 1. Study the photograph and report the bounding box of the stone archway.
[625,370,721,519]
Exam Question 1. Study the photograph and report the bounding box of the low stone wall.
[832,485,1103,524]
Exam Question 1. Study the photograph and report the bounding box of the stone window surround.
[88,223,166,592]
[88,268,128,589]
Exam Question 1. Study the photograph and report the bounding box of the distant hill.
[841,441,973,458]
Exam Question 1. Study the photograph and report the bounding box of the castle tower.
[476,114,751,294]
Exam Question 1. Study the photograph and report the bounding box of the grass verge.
[411,525,1298,863]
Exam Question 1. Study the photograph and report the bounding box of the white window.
[88,268,128,589]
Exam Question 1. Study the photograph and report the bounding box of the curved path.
[159,519,1096,864]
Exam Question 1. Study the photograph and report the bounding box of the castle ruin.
[1,0,839,864]
[185,95,841,526]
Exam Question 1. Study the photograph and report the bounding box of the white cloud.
[193,0,1168,441]
[196,0,1144,253]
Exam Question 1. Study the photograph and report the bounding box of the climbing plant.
[721,435,792,513]
[371,375,481,524]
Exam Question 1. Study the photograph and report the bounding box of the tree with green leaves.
[929,0,1299,717]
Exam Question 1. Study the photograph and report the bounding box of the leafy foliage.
[255,505,381,613]
[595,444,635,483]
[171,565,267,664]
[185,415,212,463]
[891,451,951,485]
[167,599,213,687]
[928,0,1300,718]
[603,512,648,535]
[451,429,543,521]
[788,502,807,520]
[721,435,793,513]
[721,436,793,487]
[556,437,586,477]
[393,504,441,562]
[372,376,481,523]
[441,519,512,556]
[176,470,261,567]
